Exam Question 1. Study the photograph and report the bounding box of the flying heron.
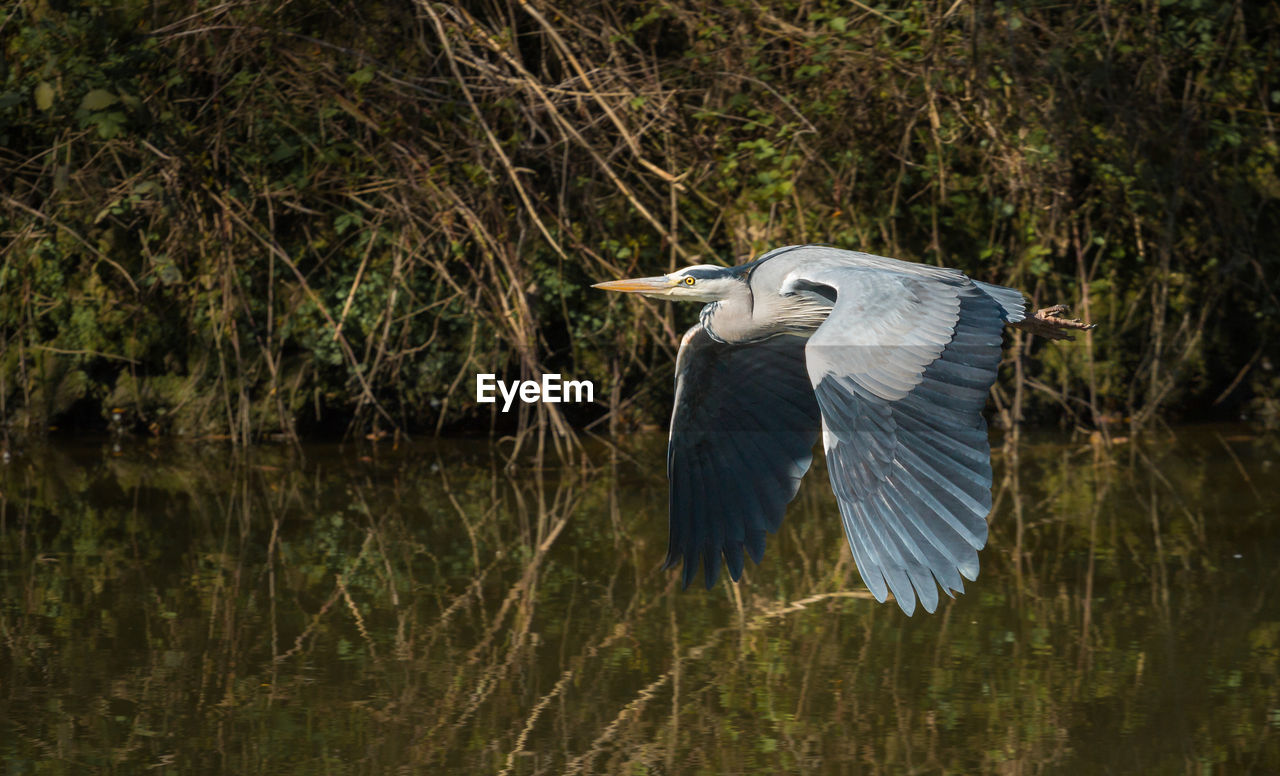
[594,245,1093,615]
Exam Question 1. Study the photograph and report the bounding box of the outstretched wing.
[788,265,1013,615]
[666,325,822,588]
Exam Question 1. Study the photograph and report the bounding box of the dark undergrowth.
[2,0,1278,447]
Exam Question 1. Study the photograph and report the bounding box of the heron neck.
[701,283,830,344]
[699,284,759,344]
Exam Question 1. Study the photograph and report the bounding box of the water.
[1,427,1278,773]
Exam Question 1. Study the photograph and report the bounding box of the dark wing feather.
[792,266,1010,615]
[667,325,822,588]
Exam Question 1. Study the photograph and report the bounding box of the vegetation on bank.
[2,0,1278,444]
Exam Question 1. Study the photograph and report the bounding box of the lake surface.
[2,426,1278,774]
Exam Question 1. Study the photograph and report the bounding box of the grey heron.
[595,245,1093,615]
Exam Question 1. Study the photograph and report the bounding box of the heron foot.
[1015,305,1097,341]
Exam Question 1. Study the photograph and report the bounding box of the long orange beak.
[591,276,673,294]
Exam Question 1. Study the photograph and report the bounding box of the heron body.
[595,245,1086,615]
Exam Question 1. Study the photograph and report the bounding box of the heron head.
[592,265,744,303]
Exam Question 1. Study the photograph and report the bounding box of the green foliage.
[1,0,1278,440]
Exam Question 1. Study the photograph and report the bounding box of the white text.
[476,374,594,412]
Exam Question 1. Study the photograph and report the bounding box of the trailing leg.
[1012,305,1096,341]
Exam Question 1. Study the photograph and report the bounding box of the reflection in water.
[1,429,1279,773]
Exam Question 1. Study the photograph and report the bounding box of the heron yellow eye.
[684,277,696,285]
